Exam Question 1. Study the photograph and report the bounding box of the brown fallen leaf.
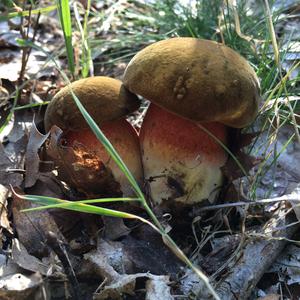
[0,110,33,202]
[11,239,48,275]
[221,150,261,181]
[94,273,172,300]
[0,184,12,234]
[81,234,181,282]
[102,217,131,241]
[12,186,65,258]
[81,239,173,300]
[24,120,49,188]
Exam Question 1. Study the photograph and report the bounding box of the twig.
[18,3,41,102]
[45,231,81,300]
[214,205,299,300]
[198,193,300,211]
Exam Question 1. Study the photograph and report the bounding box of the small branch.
[214,205,299,300]
[198,193,300,211]
[18,4,40,102]
[45,231,80,300]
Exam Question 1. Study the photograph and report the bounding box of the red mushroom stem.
[140,103,228,205]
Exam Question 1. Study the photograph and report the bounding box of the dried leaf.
[0,253,20,278]
[288,184,300,221]
[222,150,261,181]
[94,274,136,299]
[12,187,65,258]
[5,110,31,143]
[270,244,300,285]
[0,110,31,189]
[0,272,44,300]
[26,173,98,255]
[11,239,48,275]
[0,184,12,233]
[0,142,24,187]
[123,234,181,275]
[24,121,49,188]
[83,239,125,283]
[94,273,172,300]
[145,276,173,300]
[102,216,131,241]
[0,78,14,128]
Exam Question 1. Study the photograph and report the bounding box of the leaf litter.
[0,1,300,300]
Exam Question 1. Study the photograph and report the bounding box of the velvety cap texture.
[123,38,260,128]
[45,76,140,131]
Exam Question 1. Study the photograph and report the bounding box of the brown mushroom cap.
[44,76,140,132]
[123,38,260,128]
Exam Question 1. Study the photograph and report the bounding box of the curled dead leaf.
[24,120,49,188]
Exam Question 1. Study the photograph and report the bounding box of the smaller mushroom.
[123,38,260,206]
[44,76,143,197]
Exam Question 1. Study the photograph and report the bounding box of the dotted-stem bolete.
[44,76,143,197]
[123,38,260,205]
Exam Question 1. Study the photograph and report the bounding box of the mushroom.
[44,76,143,197]
[123,38,260,205]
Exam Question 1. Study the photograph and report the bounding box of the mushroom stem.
[48,118,143,197]
[140,103,228,205]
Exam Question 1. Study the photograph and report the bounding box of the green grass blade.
[56,0,75,76]
[12,190,159,232]
[2,0,16,8]
[13,101,49,111]
[15,192,138,218]
[0,5,57,22]
[197,123,249,180]
[73,1,92,77]
[0,87,19,134]
[22,197,140,211]
[263,0,279,65]
[82,0,92,77]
